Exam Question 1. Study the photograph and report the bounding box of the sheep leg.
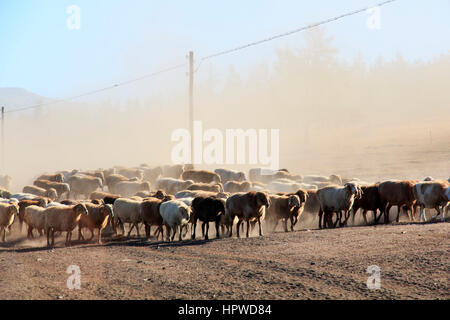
[215,221,220,239]
[98,228,103,244]
[431,205,441,221]
[246,219,250,238]
[236,220,241,238]
[204,222,210,240]
[27,226,33,239]
[88,228,95,241]
[258,218,263,236]
[171,226,176,242]
[384,203,392,224]
[191,218,197,240]
[283,218,288,232]
[46,228,51,247]
[318,208,324,229]
[362,210,368,225]
[144,224,150,239]
[78,226,84,241]
[1,227,5,242]
[272,219,279,232]
[179,225,182,242]
[292,215,298,231]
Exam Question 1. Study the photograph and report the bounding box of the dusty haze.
[3,28,450,191]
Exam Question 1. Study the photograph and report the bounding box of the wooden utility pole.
[189,51,194,165]
[1,107,4,173]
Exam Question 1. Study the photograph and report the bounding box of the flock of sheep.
[0,164,449,248]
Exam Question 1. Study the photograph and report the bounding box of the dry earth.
[0,213,448,300]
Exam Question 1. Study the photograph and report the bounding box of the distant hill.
[0,87,55,112]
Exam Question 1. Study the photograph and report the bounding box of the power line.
[7,0,399,112]
[196,0,398,66]
[5,62,187,114]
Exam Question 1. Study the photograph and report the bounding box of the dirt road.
[0,219,448,300]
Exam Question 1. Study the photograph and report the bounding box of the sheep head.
[73,203,88,216]
[288,195,301,209]
[256,192,270,208]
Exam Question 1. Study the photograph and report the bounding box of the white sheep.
[112,198,143,237]
[159,200,191,241]
[24,205,46,238]
[317,182,362,229]
[0,202,18,241]
[214,168,246,183]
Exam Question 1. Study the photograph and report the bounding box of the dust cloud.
[3,27,450,192]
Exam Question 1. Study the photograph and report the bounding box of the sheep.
[142,166,163,185]
[266,195,302,232]
[159,199,191,242]
[351,184,382,225]
[67,174,103,199]
[303,174,342,185]
[112,198,142,237]
[175,190,229,200]
[78,170,106,185]
[423,176,434,182]
[413,181,450,222]
[23,205,46,238]
[140,197,175,240]
[18,198,49,233]
[23,185,57,201]
[78,203,114,244]
[187,182,223,193]
[105,174,135,192]
[44,204,88,247]
[37,173,64,183]
[33,180,70,200]
[181,170,221,184]
[154,178,194,195]
[267,180,302,193]
[162,164,184,179]
[225,191,270,238]
[0,187,11,199]
[223,181,251,193]
[249,168,301,184]
[214,168,246,183]
[112,181,151,197]
[89,191,119,201]
[378,180,416,224]
[191,196,225,240]
[0,202,18,241]
[0,175,12,191]
[117,167,143,180]
[317,183,362,229]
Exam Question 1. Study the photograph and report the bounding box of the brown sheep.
[23,185,57,201]
[266,194,302,232]
[140,197,167,240]
[378,180,416,224]
[352,184,382,225]
[223,181,251,193]
[225,191,270,238]
[33,180,70,200]
[117,167,143,180]
[187,182,223,193]
[78,203,114,244]
[181,170,221,184]
[44,204,88,247]
[37,173,64,183]
[89,191,119,200]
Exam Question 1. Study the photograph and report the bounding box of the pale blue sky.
[1,0,449,101]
